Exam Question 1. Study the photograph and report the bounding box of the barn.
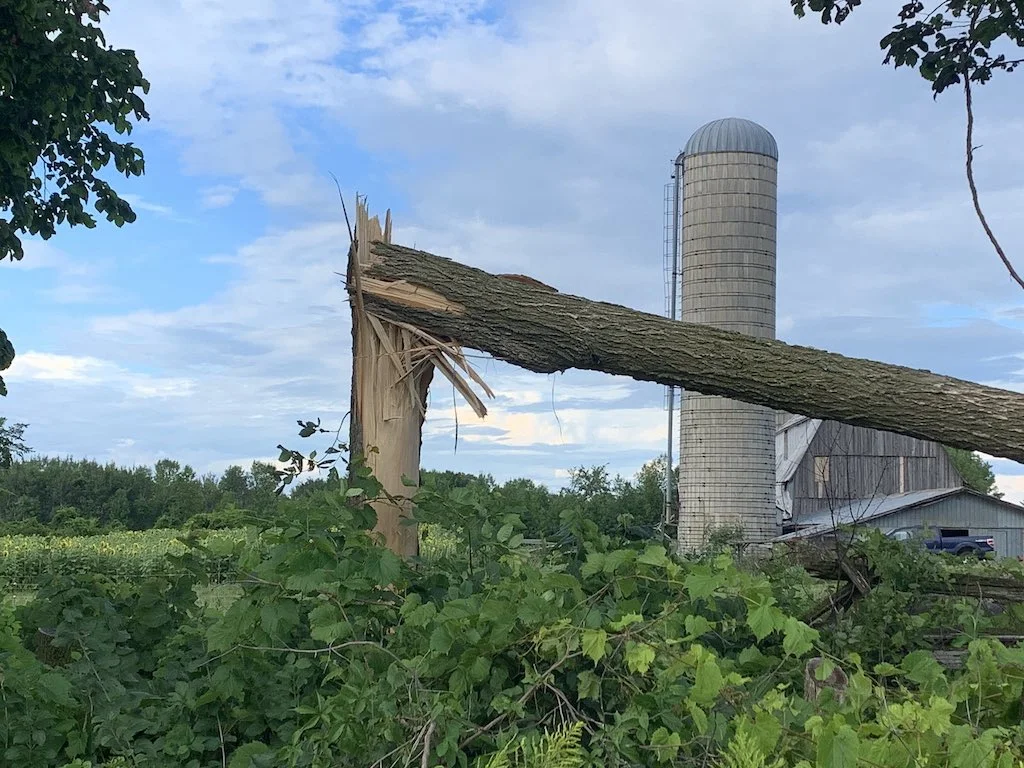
[775,486,1024,559]
[774,414,1024,559]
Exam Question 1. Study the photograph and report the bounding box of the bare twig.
[329,172,355,246]
[217,715,227,768]
[964,10,1024,290]
[421,720,436,768]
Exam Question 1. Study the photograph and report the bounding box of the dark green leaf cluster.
[0,0,149,260]
[0,328,13,396]
[790,0,1024,95]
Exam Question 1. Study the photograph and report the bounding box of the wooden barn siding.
[869,497,1024,558]
[790,422,964,521]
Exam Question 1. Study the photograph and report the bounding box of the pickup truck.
[888,526,995,558]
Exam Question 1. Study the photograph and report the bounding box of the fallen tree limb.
[354,241,1024,463]
[792,545,1024,604]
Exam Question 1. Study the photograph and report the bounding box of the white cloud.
[995,475,1024,505]
[425,401,665,451]
[7,352,107,382]
[7,351,195,398]
[200,185,239,209]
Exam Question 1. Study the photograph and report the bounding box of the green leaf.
[782,617,818,657]
[649,727,681,763]
[609,612,644,631]
[686,700,708,734]
[950,727,997,768]
[581,553,606,578]
[684,614,712,640]
[468,656,491,683]
[901,650,946,689]
[602,548,634,574]
[429,624,454,654]
[404,602,437,627]
[581,628,608,664]
[816,722,859,768]
[625,641,656,675]
[365,549,402,585]
[229,742,272,767]
[577,670,601,700]
[691,653,724,705]
[872,662,900,677]
[637,544,670,567]
[747,595,783,640]
[684,566,720,599]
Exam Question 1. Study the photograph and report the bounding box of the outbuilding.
[777,486,1024,559]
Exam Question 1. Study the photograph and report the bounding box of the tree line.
[0,410,1003,538]
[0,440,672,540]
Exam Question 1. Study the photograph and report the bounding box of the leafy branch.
[791,0,1024,289]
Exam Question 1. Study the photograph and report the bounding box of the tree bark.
[354,241,1024,464]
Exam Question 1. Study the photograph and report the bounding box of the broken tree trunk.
[352,240,1024,463]
[348,203,493,556]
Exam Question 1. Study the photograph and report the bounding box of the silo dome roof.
[683,117,778,160]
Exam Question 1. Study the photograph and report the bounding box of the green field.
[0,527,249,589]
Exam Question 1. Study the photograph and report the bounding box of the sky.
[3,0,1024,500]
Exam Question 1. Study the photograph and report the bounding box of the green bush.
[3,465,1024,766]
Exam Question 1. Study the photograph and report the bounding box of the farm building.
[775,413,964,523]
[771,413,1024,558]
[774,486,1024,560]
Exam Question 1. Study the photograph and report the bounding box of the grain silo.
[675,117,780,551]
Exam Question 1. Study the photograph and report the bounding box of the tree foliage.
[945,446,1001,496]
[0,328,13,397]
[0,0,150,258]
[0,416,30,468]
[0,0,150,395]
[0,456,290,534]
[790,1,1024,95]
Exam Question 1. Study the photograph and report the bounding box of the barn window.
[814,456,830,498]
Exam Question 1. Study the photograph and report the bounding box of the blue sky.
[3,0,1024,498]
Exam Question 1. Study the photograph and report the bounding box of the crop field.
[0,523,460,592]
[0,527,249,589]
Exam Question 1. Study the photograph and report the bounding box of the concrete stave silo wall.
[676,121,780,551]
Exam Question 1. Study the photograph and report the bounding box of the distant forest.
[0,416,1002,538]
[0,453,670,539]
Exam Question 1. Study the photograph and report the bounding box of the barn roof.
[776,414,821,484]
[774,487,1024,541]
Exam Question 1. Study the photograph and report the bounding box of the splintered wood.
[348,200,493,556]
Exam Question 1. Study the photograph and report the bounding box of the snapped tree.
[345,211,1024,553]
[0,0,150,394]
